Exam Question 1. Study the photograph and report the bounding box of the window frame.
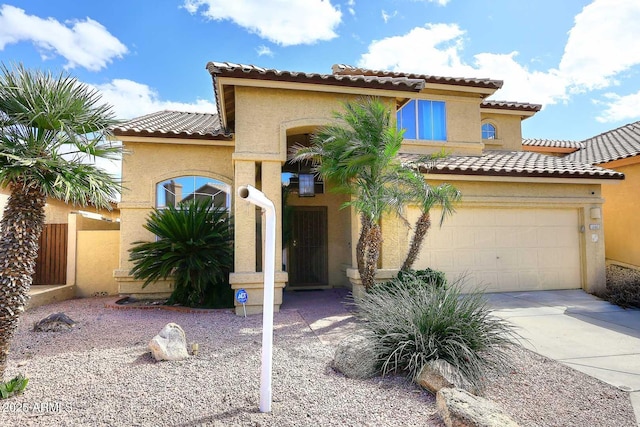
[397,99,447,142]
[481,122,497,140]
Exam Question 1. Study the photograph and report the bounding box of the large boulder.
[33,312,76,332]
[333,331,379,379]
[436,388,519,427]
[149,323,189,361]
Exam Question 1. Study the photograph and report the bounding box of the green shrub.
[129,199,234,308]
[398,268,447,288]
[355,274,516,391]
[0,374,28,399]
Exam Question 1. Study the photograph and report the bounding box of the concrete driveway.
[485,290,640,424]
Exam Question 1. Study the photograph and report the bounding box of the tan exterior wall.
[76,230,120,297]
[602,161,640,267]
[115,140,234,296]
[480,112,524,152]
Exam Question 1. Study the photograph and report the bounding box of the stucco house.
[112,62,623,315]
[564,122,640,269]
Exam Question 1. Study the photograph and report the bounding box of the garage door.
[415,207,582,292]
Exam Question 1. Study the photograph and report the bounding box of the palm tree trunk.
[362,223,382,289]
[356,213,370,279]
[0,183,46,379]
[401,211,431,272]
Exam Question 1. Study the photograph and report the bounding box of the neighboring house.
[113,62,623,314]
[565,122,640,269]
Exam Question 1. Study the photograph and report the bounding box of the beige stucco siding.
[116,140,234,294]
[602,161,640,267]
[480,113,524,152]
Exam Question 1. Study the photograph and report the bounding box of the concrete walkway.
[485,290,640,424]
[283,287,640,424]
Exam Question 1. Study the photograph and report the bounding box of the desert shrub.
[398,268,447,288]
[129,199,234,308]
[603,264,640,309]
[355,274,516,391]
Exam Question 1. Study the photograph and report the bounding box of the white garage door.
[415,207,582,292]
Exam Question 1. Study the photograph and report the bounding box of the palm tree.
[0,63,121,379]
[291,97,406,289]
[400,168,461,271]
[129,199,234,308]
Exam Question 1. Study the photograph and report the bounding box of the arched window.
[156,176,231,209]
[481,123,496,140]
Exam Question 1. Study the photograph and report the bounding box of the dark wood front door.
[288,207,328,288]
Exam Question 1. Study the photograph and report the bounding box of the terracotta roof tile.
[522,139,584,149]
[399,150,623,180]
[566,121,640,165]
[206,62,427,91]
[331,64,503,90]
[481,100,542,112]
[113,110,230,140]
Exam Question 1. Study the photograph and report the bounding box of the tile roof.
[112,110,230,140]
[522,139,584,149]
[481,100,542,112]
[399,150,623,180]
[566,121,640,165]
[206,62,427,92]
[331,64,504,90]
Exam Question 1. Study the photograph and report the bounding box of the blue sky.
[1,0,639,142]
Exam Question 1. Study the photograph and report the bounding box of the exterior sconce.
[590,208,601,220]
[298,173,315,197]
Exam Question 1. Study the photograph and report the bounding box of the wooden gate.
[33,224,68,285]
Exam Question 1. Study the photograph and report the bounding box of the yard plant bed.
[3,297,635,426]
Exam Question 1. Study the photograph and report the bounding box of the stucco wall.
[480,113,524,152]
[76,230,120,297]
[116,140,234,295]
[602,161,640,267]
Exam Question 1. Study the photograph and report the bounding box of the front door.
[288,206,328,288]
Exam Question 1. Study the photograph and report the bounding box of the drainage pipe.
[238,185,275,413]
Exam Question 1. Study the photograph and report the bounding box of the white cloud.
[183,0,342,46]
[381,10,397,23]
[595,91,640,123]
[559,0,640,92]
[347,0,355,16]
[0,5,127,71]
[256,45,274,57]
[358,0,640,115]
[92,79,216,120]
[415,0,451,5]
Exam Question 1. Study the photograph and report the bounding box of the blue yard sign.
[236,289,248,304]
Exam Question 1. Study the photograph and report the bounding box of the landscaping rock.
[149,323,189,361]
[333,331,379,379]
[417,359,477,394]
[436,388,519,427]
[33,312,76,332]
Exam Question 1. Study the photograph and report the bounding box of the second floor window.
[482,123,496,139]
[397,99,447,141]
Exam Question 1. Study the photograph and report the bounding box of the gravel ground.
[1,297,636,427]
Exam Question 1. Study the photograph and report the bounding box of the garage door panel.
[416,208,582,292]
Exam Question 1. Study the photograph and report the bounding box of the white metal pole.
[238,185,276,413]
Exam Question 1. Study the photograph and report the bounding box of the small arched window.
[156,176,231,210]
[481,123,496,140]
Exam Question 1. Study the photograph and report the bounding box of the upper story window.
[481,123,496,140]
[396,99,447,141]
[156,176,231,210]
